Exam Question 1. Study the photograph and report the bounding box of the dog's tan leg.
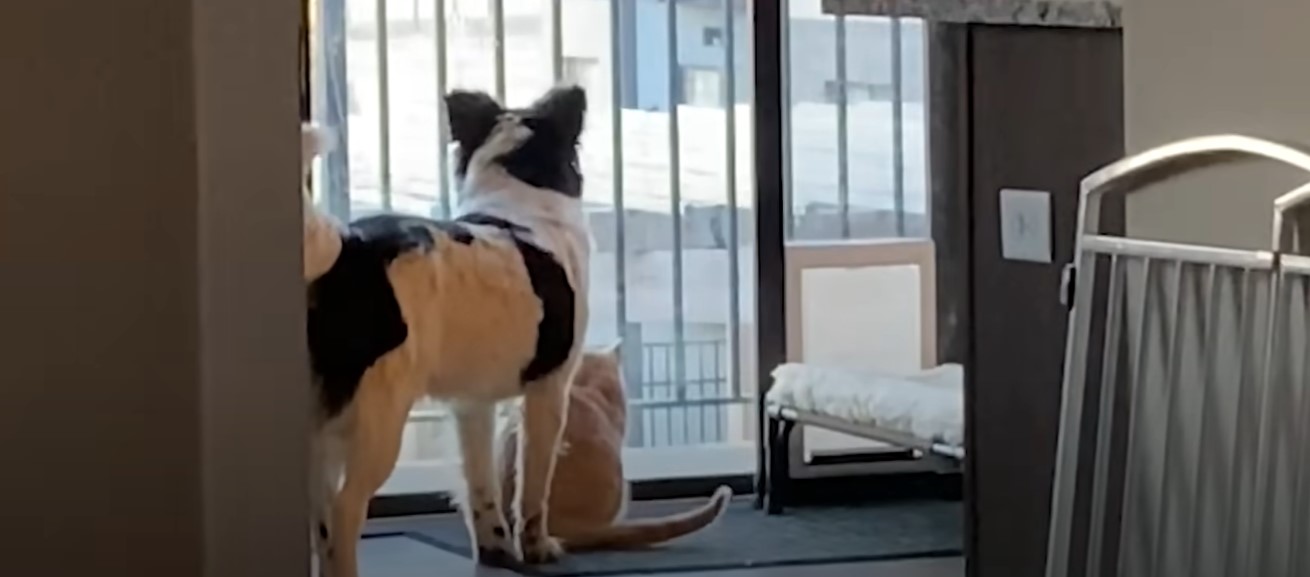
[311,432,344,577]
[328,384,409,577]
[516,368,573,563]
[453,401,520,567]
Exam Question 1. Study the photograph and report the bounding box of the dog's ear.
[443,90,503,152]
[528,85,587,144]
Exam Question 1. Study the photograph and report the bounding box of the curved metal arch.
[1081,134,1310,200]
[1072,135,1310,242]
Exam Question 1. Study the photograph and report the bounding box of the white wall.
[1124,0,1310,248]
[2,0,308,574]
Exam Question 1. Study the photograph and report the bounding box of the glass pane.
[798,263,925,458]
[309,0,758,494]
[781,2,934,461]
[786,0,928,240]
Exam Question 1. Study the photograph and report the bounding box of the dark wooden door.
[965,24,1124,577]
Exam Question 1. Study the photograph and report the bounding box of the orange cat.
[497,342,733,550]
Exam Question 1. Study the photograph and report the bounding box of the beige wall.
[0,1,308,575]
[1123,0,1310,248]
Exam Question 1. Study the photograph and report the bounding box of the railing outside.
[306,0,928,485]
[404,339,735,458]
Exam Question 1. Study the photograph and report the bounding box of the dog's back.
[304,86,592,416]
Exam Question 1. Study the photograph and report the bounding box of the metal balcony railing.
[308,0,924,450]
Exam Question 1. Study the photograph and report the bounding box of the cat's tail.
[560,485,733,551]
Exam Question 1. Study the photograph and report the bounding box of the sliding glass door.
[305,0,926,495]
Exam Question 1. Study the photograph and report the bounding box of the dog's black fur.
[500,228,575,385]
[308,215,436,417]
[307,208,578,417]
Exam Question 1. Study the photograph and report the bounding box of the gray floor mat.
[364,498,963,576]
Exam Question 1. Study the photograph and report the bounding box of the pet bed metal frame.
[762,404,964,514]
[1045,135,1310,577]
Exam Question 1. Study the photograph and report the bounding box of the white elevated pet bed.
[761,362,966,514]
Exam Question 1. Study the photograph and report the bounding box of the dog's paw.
[521,535,564,564]
[469,507,520,567]
[475,545,524,569]
[483,113,533,157]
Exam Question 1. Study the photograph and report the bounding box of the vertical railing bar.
[666,405,673,446]
[319,0,353,220]
[376,0,394,211]
[1222,269,1257,577]
[639,406,648,448]
[1046,247,1102,577]
[1116,257,1155,577]
[550,0,563,82]
[491,0,506,101]
[780,0,795,240]
[1085,253,1125,577]
[890,16,905,236]
[684,350,693,442]
[666,0,687,402]
[718,343,727,438]
[1286,275,1310,576]
[1261,272,1295,577]
[1289,276,1310,577]
[664,345,674,445]
[1149,261,1187,577]
[722,0,742,402]
[1183,264,1221,577]
[1282,277,1306,577]
[434,0,451,218]
[1247,263,1286,575]
[1295,276,1310,576]
[698,346,708,440]
[608,0,628,340]
[834,9,850,239]
[1271,273,1298,575]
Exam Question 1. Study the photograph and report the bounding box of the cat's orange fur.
[498,342,733,550]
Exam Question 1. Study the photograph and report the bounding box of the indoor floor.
[359,532,964,577]
[363,494,964,577]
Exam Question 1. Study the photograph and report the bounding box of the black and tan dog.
[301,86,591,577]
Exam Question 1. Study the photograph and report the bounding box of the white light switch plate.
[999,188,1052,264]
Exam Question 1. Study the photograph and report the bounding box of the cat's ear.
[443,90,503,154]
[528,84,587,145]
[597,339,622,362]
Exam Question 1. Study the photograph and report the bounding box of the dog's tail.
[300,123,344,280]
[560,485,733,551]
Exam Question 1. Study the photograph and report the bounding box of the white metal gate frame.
[1045,135,1310,577]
